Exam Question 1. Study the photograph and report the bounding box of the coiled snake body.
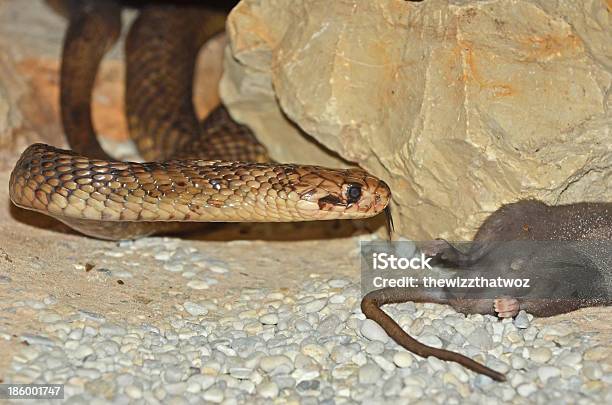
[9,0,391,240]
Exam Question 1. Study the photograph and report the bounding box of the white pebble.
[18,347,40,361]
[79,310,105,322]
[295,320,312,332]
[68,329,83,340]
[557,351,582,367]
[351,352,367,367]
[393,351,414,368]
[358,363,382,384]
[373,355,396,373]
[124,385,142,399]
[258,382,279,398]
[365,341,385,355]
[541,325,570,338]
[291,367,320,383]
[360,319,389,343]
[499,387,516,401]
[186,382,201,394]
[583,362,603,380]
[73,345,94,359]
[419,334,443,348]
[328,279,350,288]
[529,347,552,363]
[517,383,538,397]
[427,356,447,373]
[153,387,166,401]
[513,311,530,329]
[203,387,224,403]
[209,265,229,274]
[487,358,510,374]
[104,250,124,258]
[448,362,469,383]
[187,280,209,290]
[538,366,561,383]
[303,298,328,313]
[99,323,125,336]
[183,302,208,316]
[331,364,357,379]
[259,355,294,375]
[164,366,184,383]
[20,334,55,347]
[400,384,424,398]
[259,314,279,325]
[466,327,493,349]
[45,357,64,370]
[239,380,256,394]
[188,374,216,391]
[584,346,608,361]
[154,251,173,261]
[39,312,62,323]
[216,345,237,356]
[25,300,46,309]
[301,344,328,364]
[164,263,184,272]
[229,368,252,380]
[76,368,100,379]
[511,355,527,370]
[165,382,187,395]
[329,294,346,304]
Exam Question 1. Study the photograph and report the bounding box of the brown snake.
[9,0,391,240]
[8,0,506,383]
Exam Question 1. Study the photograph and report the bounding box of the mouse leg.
[494,297,520,318]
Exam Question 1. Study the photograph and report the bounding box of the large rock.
[220,0,612,239]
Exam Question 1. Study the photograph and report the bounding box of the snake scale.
[8,0,508,382]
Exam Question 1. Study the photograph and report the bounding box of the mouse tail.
[361,288,507,382]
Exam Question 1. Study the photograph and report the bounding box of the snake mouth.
[317,195,343,209]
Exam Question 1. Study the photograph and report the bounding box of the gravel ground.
[0,1,610,403]
[1,214,611,404]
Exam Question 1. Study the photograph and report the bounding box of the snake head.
[292,167,391,220]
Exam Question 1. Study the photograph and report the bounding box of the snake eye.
[346,184,362,204]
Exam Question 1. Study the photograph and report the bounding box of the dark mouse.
[362,200,612,381]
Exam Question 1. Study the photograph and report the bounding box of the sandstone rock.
[221,0,612,239]
[0,0,226,163]
[0,0,89,165]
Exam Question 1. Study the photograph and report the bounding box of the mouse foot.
[494,297,520,318]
